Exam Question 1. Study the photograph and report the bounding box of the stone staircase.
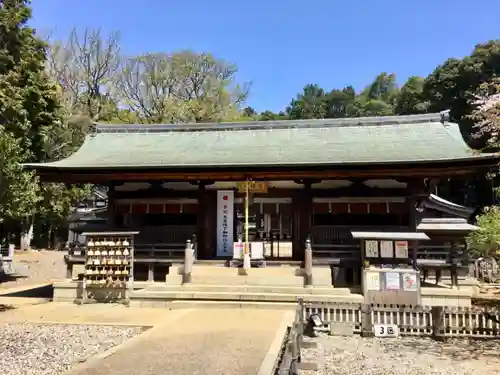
[130,264,363,309]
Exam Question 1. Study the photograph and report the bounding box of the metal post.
[183,239,194,284]
[304,238,313,287]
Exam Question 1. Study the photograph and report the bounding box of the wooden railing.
[133,225,196,261]
[135,225,196,245]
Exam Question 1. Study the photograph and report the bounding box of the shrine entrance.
[234,197,293,259]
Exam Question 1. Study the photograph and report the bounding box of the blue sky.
[31,0,500,113]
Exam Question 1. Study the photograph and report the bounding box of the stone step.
[190,265,304,277]
[187,276,307,286]
[131,290,363,304]
[144,284,353,295]
[136,300,297,310]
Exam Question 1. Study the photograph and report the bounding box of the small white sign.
[380,240,394,258]
[385,272,401,290]
[395,241,409,258]
[365,240,379,257]
[374,324,399,337]
[366,271,381,291]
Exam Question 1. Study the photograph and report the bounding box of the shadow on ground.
[0,274,27,283]
[0,304,15,312]
[0,284,53,299]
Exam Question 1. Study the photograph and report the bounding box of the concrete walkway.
[67,308,288,375]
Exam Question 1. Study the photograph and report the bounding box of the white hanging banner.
[216,190,234,257]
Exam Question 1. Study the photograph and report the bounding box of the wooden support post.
[431,306,445,341]
[360,303,373,337]
[435,269,442,285]
[408,195,419,269]
[304,238,313,287]
[422,269,429,282]
[183,239,194,284]
[450,241,458,289]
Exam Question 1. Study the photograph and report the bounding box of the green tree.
[467,206,500,258]
[243,106,257,117]
[0,0,90,248]
[286,84,328,119]
[424,40,500,135]
[259,110,288,121]
[363,72,399,104]
[0,128,40,220]
[395,76,429,115]
[325,86,356,118]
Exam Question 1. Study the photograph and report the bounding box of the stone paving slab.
[0,302,172,326]
[67,308,287,375]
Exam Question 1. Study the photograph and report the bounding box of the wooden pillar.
[198,189,217,259]
[407,194,419,269]
[107,183,117,226]
[450,240,458,288]
[197,183,209,259]
[293,181,312,261]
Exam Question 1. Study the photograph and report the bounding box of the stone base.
[421,287,473,307]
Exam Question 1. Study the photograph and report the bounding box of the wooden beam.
[35,164,495,184]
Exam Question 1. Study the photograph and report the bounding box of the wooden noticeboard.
[362,268,421,306]
[362,239,410,266]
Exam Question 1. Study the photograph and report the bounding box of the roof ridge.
[93,112,449,134]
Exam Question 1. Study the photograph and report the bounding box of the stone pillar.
[304,238,313,287]
[183,239,194,284]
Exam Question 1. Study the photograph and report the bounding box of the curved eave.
[23,153,500,172]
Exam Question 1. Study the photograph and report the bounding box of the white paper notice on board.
[403,273,418,291]
[380,240,394,258]
[365,240,378,257]
[395,241,409,258]
[385,272,400,290]
[366,271,381,291]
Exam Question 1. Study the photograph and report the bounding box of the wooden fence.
[303,301,500,339]
[272,300,500,374]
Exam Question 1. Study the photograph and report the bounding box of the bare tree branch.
[46,27,121,121]
[113,50,250,123]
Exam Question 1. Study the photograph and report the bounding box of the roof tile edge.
[93,112,449,134]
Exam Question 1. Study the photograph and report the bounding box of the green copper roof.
[25,112,498,170]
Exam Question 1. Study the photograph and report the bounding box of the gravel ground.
[0,323,145,375]
[300,333,500,375]
[0,251,66,290]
